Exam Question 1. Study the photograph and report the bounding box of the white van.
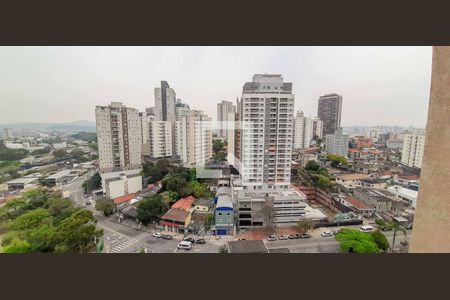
[359,225,374,232]
[177,241,192,250]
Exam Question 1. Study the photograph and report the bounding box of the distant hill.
[0,120,96,133]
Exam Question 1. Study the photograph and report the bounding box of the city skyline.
[0,46,432,127]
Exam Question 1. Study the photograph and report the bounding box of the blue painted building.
[215,194,234,235]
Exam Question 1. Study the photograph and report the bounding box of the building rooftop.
[237,188,306,200]
[6,177,39,185]
[344,196,372,210]
[113,193,138,205]
[172,195,195,211]
[194,198,213,208]
[336,173,370,181]
[228,240,268,253]
[216,195,233,209]
[46,169,79,180]
[161,208,191,223]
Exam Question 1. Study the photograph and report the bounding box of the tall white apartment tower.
[178,110,213,168]
[217,100,236,138]
[240,74,295,190]
[293,111,313,149]
[401,132,426,168]
[95,102,142,173]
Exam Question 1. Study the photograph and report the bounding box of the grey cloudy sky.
[0,46,432,127]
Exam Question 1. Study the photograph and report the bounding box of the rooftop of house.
[336,173,370,181]
[172,195,195,211]
[113,193,138,205]
[161,208,191,223]
[343,196,373,210]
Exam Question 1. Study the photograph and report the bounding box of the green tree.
[136,194,164,225]
[335,229,380,253]
[386,221,407,252]
[52,149,68,159]
[370,230,389,251]
[168,191,180,202]
[213,150,227,162]
[69,149,86,162]
[327,154,348,168]
[45,198,79,225]
[190,181,213,198]
[95,198,115,216]
[2,239,32,253]
[297,218,314,233]
[31,147,52,156]
[213,139,224,154]
[82,172,102,192]
[305,160,320,172]
[218,245,229,253]
[49,210,102,253]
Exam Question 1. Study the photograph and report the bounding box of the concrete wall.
[410,47,450,252]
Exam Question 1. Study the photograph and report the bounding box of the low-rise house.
[104,173,143,199]
[335,173,370,187]
[359,178,387,189]
[338,196,375,217]
[194,198,213,213]
[160,208,192,234]
[353,188,407,212]
[113,192,138,205]
[172,195,195,211]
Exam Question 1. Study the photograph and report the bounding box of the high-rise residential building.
[227,98,242,168]
[139,111,152,156]
[175,102,190,121]
[95,102,142,173]
[154,81,176,122]
[148,121,173,158]
[325,128,349,157]
[217,100,236,138]
[401,132,425,168]
[317,93,343,136]
[240,74,294,190]
[177,110,213,168]
[312,117,323,139]
[154,81,177,156]
[2,128,13,139]
[293,111,313,149]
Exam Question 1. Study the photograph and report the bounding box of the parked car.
[152,232,162,238]
[195,238,206,244]
[288,234,300,239]
[177,241,192,250]
[321,231,333,237]
[267,235,277,241]
[300,233,312,239]
[161,234,173,240]
[279,235,289,240]
[184,237,195,243]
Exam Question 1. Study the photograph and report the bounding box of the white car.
[321,231,333,237]
[177,241,192,250]
[278,235,289,240]
[152,232,162,238]
[267,235,277,241]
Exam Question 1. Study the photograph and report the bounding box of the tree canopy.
[0,188,103,253]
[335,228,380,254]
[136,194,165,225]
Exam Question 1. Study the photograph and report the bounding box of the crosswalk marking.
[109,232,149,253]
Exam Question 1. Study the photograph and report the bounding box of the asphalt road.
[264,229,411,253]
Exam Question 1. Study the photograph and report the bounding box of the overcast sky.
[0,46,432,127]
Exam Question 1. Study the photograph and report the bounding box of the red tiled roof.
[348,149,360,153]
[161,208,191,223]
[344,196,372,210]
[113,193,138,204]
[368,150,383,155]
[171,195,195,210]
[303,147,320,154]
